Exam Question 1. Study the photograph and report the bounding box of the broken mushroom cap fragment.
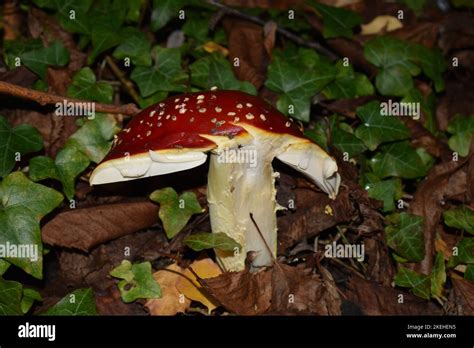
[90,90,341,271]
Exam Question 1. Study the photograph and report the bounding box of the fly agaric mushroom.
[90,90,340,271]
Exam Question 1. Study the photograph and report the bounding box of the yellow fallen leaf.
[145,263,191,315]
[361,15,403,35]
[176,258,222,314]
[202,41,229,56]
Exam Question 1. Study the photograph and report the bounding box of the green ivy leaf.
[0,172,63,278]
[29,114,118,199]
[0,259,10,276]
[385,212,425,262]
[446,114,474,157]
[448,238,474,268]
[151,0,185,31]
[150,187,203,239]
[110,260,161,303]
[67,114,119,163]
[265,49,336,121]
[0,116,43,177]
[43,288,97,315]
[394,267,431,300]
[399,0,427,15]
[414,45,446,92]
[21,288,42,314]
[430,252,446,303]
[190,54,256,95]
[332,124,367,157]
[323,62,374,99]
[364,36,419,96]
[465,265,474,281]
[443,205,474,235]
[309,2,362,39]
[131,47,186,97]
[354,101,410,151]
[370,141,427,179]
[67,67,114,104]
[4,40,69,79]
[184,232,241,252]
[365,178,403,212]
[0,278,23,315]
[21,42,69,79]
[113,27,152,67]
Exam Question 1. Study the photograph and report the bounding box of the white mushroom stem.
[207,142,280,271]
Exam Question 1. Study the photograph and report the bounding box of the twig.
[105,56,142,105]
[207,0,338,60]
[0,81,140,116]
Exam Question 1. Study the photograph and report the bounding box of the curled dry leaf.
[176,258,222,314]
[450,277,474,315]
[145,263,191,316]
[200,263,341,315]
[42,201,159,252]
[361,16,402,36]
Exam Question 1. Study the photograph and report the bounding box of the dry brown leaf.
[361,15,402,35]
[451,278,474,315]
[145,263,191,316]
[176,258,222,314]
[201,263,341,315]
[42,201,159,251]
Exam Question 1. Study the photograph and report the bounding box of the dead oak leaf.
[145,263,190,316]
[176,258,222,314]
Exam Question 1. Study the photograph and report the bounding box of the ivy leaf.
[355,101,410,150]
[184,232,241,252]
[29,114,118,199]
[150,187,203,239]
[323,62,374,99]
[21,288,42,314]
[110,260,161,303]
[394,267,431,300]
[332,124,367,157]
[465,265,474,281]
[43,288,97,315]
[113,27,152,67]
[21,41,70,79]
[364,36,419,96]
[0,259,10,276]
[0,278,23,315]
[448,238,474,268]
[151,0,185,31]
[67,67,113,104]
[399,0,427,15]
[265,49,336,121]
[131,47,186,97]
[4,40,69,79]
[190,54,256,95]
[370,141,427,179]
[385,212,425,262]
[443,205,474,235]
[414,45,446,92]
[365,178,403,212]
[446,114,474,157]
[66,114,119,163]
[0,116,43,177]
[430,252,446,303]
[309,2,362,39]
[0,172,63,278]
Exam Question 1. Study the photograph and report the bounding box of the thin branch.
[105,56,142,106]
[0,81,140,116]
[207,0,338,60]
